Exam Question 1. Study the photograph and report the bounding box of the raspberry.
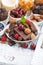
[18,24,24,31]
[26,20,31,25]
[1,36,7,41]
[14,33,19,40]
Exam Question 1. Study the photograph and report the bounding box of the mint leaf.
[21,15,25,23]
[21,15,28,27]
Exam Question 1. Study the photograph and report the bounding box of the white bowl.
[10,10,31,23]
[6,22,40,43]
[10,16,21,23]
[1,0,19,11]
[0,11,10,24]
[30,14,43,26]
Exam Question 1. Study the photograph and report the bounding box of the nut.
[24,28,31,34]
[5,29,10,33]
[31,33,36,40]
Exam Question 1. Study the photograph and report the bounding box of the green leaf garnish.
[21,15,28,27]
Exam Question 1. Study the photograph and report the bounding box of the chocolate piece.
[8,40,16,46]
[30,22,37,33]
[14,27,31,40]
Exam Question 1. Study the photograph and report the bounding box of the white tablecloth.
[0,43,34,65]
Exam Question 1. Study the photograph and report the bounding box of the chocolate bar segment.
[14,27,31,40]
[30,22,37,33]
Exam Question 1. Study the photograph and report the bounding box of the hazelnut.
[30,15,35,20]
[40,15,43,19]
[5,29,10,33]
[18,36,22,41]
[31,33,36,40]
[24,28,31,34]
[34,16,41,22]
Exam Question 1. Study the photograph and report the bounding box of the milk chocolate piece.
[14,27,31,40]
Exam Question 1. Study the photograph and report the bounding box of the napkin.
[31,33,43,65]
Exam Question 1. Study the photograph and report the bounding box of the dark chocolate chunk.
[8,41,16,46]
[30,22,37,33]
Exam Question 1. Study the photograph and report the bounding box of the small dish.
[10,7,28,23]
[0,8,10,24]
[30,14,43,25]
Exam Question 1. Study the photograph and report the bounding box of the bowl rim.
[5,22,40,43]
[1,0,19,7]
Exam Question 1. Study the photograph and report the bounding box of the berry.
[22,43,28,48]
[1,36,7,41]
[14,33,19,40]
[30,43,36,50]
[22,10,27,14]
[18,24,24,31]
[11,10,15,14]
[26,20,31,25]
[10,7,26,18]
